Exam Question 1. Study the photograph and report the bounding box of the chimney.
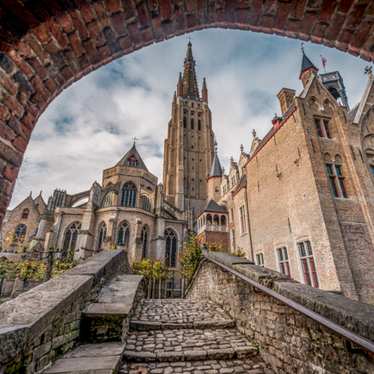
[277,88,296,115]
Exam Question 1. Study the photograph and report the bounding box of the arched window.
[221,215,226,226]
[14,224,27,242]
[141,225,149,258]
[140,195,151,211]
[97,222,107,250]
[207,214,212,224]
[121,182,137,207]
[117,221,130,247]
[165,228,177,268]
[62,222,81,259]
[102,191,117,208]
[21,208,29,219]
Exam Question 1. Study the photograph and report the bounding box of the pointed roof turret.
[209,142,223,178]
[116,141,148,171]
[299,45,318,83]
[181,41,200,99]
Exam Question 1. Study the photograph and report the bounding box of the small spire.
[240,144,244,153]
[214,140,218,153]
[202,77,208,102]
[300,44,318,80]
[177,72,183,96]
[209,143,223,178]
[133,136,138,146]
[252,129,257,138]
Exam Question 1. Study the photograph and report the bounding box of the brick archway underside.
[0,0,373,225]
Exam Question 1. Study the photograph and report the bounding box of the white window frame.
[256,252,264,267]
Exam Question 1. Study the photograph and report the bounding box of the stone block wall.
[187,252,374,374]
[0,249,129,373]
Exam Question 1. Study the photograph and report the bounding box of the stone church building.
[1,43,374,303]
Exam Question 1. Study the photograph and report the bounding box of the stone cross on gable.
[133,136,138,146]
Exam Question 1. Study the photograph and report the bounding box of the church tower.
[163,42,215,216]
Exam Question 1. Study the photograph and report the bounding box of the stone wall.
[0,249,129,373]
[187,251,374,374]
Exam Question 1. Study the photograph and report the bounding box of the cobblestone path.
[120,299,268,374]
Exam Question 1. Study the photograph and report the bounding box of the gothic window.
[165,228,177,268]
[256,253,264,266]
[298,240,319,288]
[140,195,151,211]
[14,224,27,242]
[21,208,29,219]
[102,191,117,208]
[127,155,138,167]
[239,205,247,234]
[97,222,107,250]
[117,221,130,247]
[141,225,149,259]
[62,222,81,259]
[191,118,194,130]
[325,157,347,198]
[121,182,137,207]
[198,119,201,130]
[183,117,187,129]
[314,117,331,138]
[276,247,291,277]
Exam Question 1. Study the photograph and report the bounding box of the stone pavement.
[120,299,270,374]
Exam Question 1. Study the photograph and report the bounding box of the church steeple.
[181,41,200,99]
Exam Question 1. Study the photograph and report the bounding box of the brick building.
[201,49,374,304]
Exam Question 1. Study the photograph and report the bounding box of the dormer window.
[127,155,138,167]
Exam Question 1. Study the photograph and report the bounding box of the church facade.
[1,43,374,303]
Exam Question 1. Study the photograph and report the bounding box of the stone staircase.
[120,299,267,374]
[44,274,142,374]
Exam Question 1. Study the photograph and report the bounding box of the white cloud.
[10,29,369,208]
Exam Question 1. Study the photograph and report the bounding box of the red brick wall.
[0,0,373,226]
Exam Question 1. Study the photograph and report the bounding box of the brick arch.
[0,0,373,226]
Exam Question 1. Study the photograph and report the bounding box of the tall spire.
[181,41,200,99]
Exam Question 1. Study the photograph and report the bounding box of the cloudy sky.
[10,29,370,208]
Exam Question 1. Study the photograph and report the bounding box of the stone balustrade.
[186,251,374,374]
[0,249,128,373]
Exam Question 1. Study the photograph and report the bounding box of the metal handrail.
[204,254,374,353]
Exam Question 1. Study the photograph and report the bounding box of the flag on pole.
[320,55,327,71]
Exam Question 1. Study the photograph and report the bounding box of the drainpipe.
[244,188,254,263]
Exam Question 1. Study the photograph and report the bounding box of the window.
[298,240,319,288]
[256,253,264,266]
[239,205,247,234]
[276,247,291,277]
[198,119,201,130]
[121,182,137,207]
[183,117,187,129]
[370,165,374,176]
[314,117,331,139]
[102,191,117,207]
[14,224,27,242]
[62,222,81,259]
[21,208,29,219]
[326,162,347,198]
[140,195,151,211]
[97,222,107,250]
[191,118,194,130]
[141,225,148,258]
[117,221,130,247]
[165,228,177,268]
[127,155,138,167]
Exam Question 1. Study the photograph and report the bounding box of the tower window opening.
[183,117,187,129]
[198,119,201,130]
[191,118,194,130]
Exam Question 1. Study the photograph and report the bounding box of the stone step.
[120,359,266,373]
[130,319,235,331]
[123,328,258,363]
[81,274,142,343]
[132,299,233,326]
[44,342,124,374]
